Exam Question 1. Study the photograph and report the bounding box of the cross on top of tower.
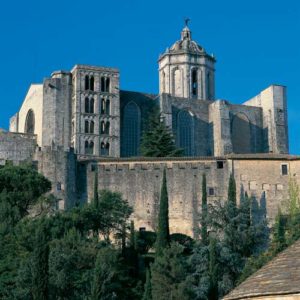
[184,18,190,27]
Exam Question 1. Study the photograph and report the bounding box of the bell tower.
[158,22,216,100]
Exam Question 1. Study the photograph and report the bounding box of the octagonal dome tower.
[158,24,216,100]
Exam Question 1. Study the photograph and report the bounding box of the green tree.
[91,247,119,300]
[151,242,189,300]
[201,173,208,246]
[93,169,99,209]
[228,174,236,203]
[272,210,286,253]
[142,269,152,300]
[140,108,183,157]
[208,237,218,300]
[155,169,170,255]
[31,223,49,300]
[0,164,51,223]
[49,228,96,299]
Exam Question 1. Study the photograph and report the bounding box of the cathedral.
[8,24,289,158]
[0,24,294,236]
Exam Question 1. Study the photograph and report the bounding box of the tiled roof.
[223,239,300,299]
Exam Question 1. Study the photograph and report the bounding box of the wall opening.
[24,109,35,134]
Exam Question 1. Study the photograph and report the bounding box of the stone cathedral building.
[0,24,296,236]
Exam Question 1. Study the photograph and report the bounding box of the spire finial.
[184,18,190,27]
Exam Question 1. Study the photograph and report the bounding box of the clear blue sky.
[0,0,299,153]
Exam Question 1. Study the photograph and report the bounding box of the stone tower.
[70,65,120,157]
[158,23,216,100]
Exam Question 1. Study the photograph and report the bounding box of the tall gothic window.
[178,111,193,156]
[121,102,140,157]
[25,109,35,134]
[192,69,198,97]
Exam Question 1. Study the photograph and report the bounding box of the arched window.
[101,77,105,92]
[105,121,110,134]
[106,99,110,115]
[192,69,198,97]
[100,142,110,156]
[85,97,89,113]
[231,113,251,154]
[90,98,94,113]
[85,120,89,133]
[90,76,94,91]
[105,77,110,92]
[101,98,105,114]
[121,102,141,157]
[85,75,89,90]
[25,109,35,134]
[90,121,94,134]
[178,111,193,156]
[162,71,165,93]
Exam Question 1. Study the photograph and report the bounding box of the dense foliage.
[1,164,300,299]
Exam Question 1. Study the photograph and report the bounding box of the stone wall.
[0,131,37,165]
[81,155,300,237]
[34,146,77,209]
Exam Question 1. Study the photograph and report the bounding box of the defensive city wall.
[80,154,300,237]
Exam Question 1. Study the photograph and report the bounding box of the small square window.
[217,161,224,169]
[281,164,288,176]
[208,188,214,196]
[139,227,146,232]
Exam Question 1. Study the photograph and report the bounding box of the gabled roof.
[223,239,300,299]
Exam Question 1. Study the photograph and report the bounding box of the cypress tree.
[93,169,99,209]
[273,210,286,253]
[140,108,183,157]
[155,169,170,255]
[142,269,152,300]
[208,237,218,300]
[31,223,49,300]
[228,173,237,206]
[130,220,136,250]
[201,173,208,246]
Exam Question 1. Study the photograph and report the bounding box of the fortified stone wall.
[81,155,300,237]
[0,131,37,165]
[34,146,77,210]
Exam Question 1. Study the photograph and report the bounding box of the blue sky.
[0,0,299,153]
